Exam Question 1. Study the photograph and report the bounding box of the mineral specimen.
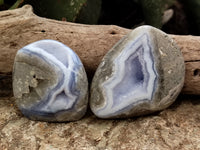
[13,40,88,122]
[90,25,185,119]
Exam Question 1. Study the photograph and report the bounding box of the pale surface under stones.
[90,26,185,118]
[0,96,200,149]
[13,40,88,122]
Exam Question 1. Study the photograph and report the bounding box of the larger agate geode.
[90,25,185,119]
[13,40,88,122]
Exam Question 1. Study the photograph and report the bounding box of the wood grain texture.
[0,5,200,94]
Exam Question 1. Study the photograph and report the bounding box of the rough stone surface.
[90,26,185,118]
[0,96,200,149]
[13,40,88,122]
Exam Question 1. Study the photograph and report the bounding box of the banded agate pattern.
[90,26,185,118]
[13,40,88,122]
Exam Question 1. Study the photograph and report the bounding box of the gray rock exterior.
[13,40,88,122]
[90,25,185,118]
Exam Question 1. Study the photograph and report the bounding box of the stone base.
[0,96,200,149]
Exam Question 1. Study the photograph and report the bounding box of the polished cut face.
[90,26,185,119]
[13,40,88,122]
[96,34,157,117]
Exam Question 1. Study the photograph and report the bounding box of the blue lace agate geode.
[90,26,185,119]
[13,40,88,122]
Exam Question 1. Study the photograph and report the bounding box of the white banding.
[21,41,79,112]
[97,34,157,117]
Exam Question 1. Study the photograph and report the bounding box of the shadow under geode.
[0,73,13,97]
[169,94,200,108]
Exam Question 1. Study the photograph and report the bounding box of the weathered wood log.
[0,5,200,95]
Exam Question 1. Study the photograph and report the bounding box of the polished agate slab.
[13,40,88,122]
[90,26,185,119]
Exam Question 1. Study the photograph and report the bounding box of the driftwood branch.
[0,5,200,95]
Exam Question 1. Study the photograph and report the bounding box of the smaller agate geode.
[13,40,88,122]
[90,25,185,119]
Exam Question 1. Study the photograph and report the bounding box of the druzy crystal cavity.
[90,26,185,118]
[13,40,88,122]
